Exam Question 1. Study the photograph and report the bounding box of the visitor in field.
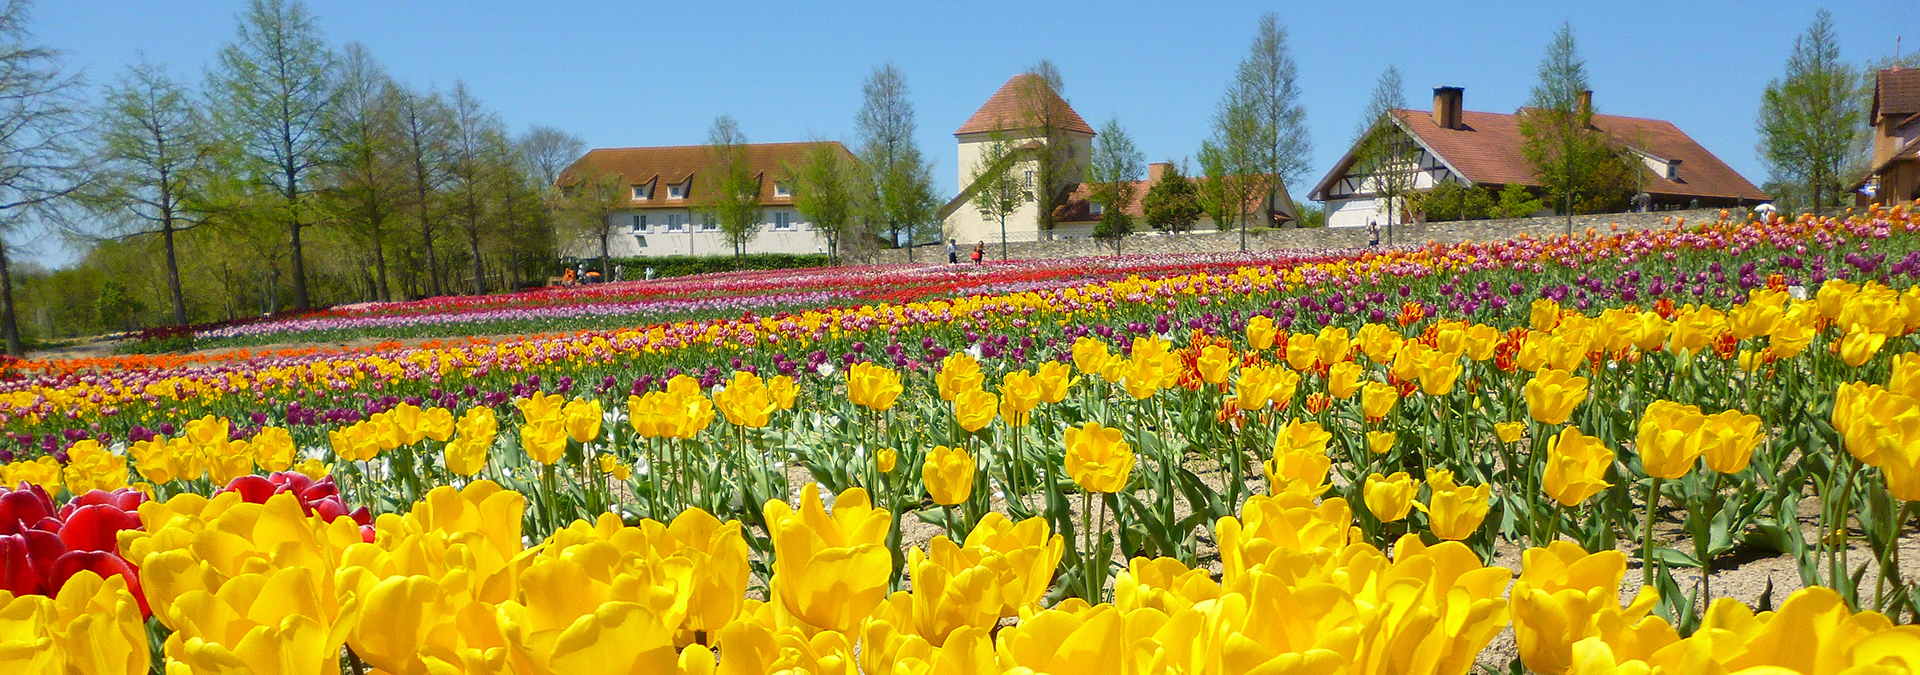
[561,268,576,286]
[947,239,958,264]
[1368,219,1380,247]
[972,242,984,264]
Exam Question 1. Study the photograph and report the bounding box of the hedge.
[561,253,836,281]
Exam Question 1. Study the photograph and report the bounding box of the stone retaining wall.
[855,208,1741,265]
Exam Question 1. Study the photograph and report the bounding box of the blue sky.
[22,0,1912,266]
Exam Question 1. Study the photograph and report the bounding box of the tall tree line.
[0,0,583,353]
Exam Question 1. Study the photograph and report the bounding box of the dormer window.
[774,182,791,198]
[631,185,651,200]
[668,182,686,199]
[1090,202,1104,215]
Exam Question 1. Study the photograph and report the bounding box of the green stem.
[1643,476,1663,590]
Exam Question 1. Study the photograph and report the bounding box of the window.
[1090,202,1104,215]
[700,215,718,231]
[631,185,650,200]
[773,211,794,231]
[668,183,685,199]
[774,182,791,198]
[631,214,647,232]
[666,214,686,232]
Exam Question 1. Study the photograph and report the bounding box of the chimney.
[1432,87,1463,130]
[1148,162,1172,184]
[1577,90,1593,118]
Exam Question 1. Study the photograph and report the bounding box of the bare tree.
[558,165,625,277]
[518,125,584,194]
[1016,59,1076,237]
[208,0,336,310]
[0,0,87,355]
[315,44,403,302]
[1233,14,1311,207]
[969,133,1028,259]
[1350,66,1412,244]
[79,59,215,325]
[855,64,937,259]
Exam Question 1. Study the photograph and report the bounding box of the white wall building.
[557,141,855,259]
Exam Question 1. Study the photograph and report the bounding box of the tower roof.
[954,73,1096,137]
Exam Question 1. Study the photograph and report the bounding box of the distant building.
[1854,68,1920,206]
[1310,87,1769,228]
[939,74,1295,245]
[557,141,855,258]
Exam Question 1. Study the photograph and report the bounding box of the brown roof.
[558,141,854,206]
[1386,108,1770,202]
[954,74,1096,137]
[1873,69,1920,123]
[1055,177,1295,224]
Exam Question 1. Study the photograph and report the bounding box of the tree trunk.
[162,220,188,326]
[419,196,442,298]
[288,217,310,310]
[0,243,21,356]
[599,219,611,279]
[373,242,390,302]
[468,227,487,295]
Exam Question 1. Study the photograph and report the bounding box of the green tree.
[1199,96,1264,245]
[0,0,86,356]
[315,44,404,302]
[969,133,1028,260]
[208,0,337,310]
[1494,183,1547,219]
[786,142,859,263]
[80,59,218,326]
[1216,13,1310,247]
[1518,23,1621,234]
[1016,60,1076,237]
[1350,66,1412,243]
[855,64,938,259]
[558,166,626,278]
[702,115,762,259]
[1757,9,1862,215]
[1088,117,1143,255]
[390,82,454,297]
[1142,163,1202,233]
[445,82,509,293]
[94,280,144,332]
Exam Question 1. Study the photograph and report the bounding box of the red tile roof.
[558,141,854,206]
[955,74,1096,137]
[1873,68,1920,122]
[1388,108,1769,202]
[1053,181,1149,222]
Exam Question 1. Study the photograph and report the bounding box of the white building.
[939,74,1297,246]
[557,141,855,258]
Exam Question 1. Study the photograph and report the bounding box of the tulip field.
[10,209,1920,674]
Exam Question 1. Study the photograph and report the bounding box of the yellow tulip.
[515,391,565,423]
[1416,349,1464,396]
[1771,322,1816,358]
[1532,299,1563,331]
[1817,279,1860,320]
[1839,327,1887,367]
[950,388,998,433]
[999,370,1042,425]
[1512,542,1669,675]
[1196,344,1234,385]
[1364,471,1420,522]
[1700,409,1764,474]
[1831,382,1920,500]
[848,361,904,411]
[1419,471,1491,540]
[1285,332,1318,371]
[961,514,1065,615]
[1246,314,1277,351]
[1356,322,1403,363]
[762,483,893,633]
[923,445,976,506]
[1233,364,1280,411]
[60,439,129,494]
[249,426,295,473]
[1327,361,1362,399]
[1360,380,1398,420]
[1465,323,1502,361]
[1263,448,1333,497]
[715,371,777,428]
[1120,355,1168,400]
[1072,337,1112,379]
[937,352,985,401]
[1891,353,1920,400]
[562,397,604,443]
[896,542,1004,647]
[1628,311,1671,352]
[1495,421,1527,444]
[596,453,631,480]
[521,420,570,465]
[1544,427,1614,506]
[1668,304,1727,355]
[1365,430,1396,455]
[768,375,798,410]
[876,448,898,474]
[1729,299,1783,340]
[1314,326,1352,365]
[1064,422,1133,493]
[1273,418,1332,456]
[1033,361,1076,403]
[444,437,489,477]
[0,570,150,675]
[1525,368,1590,426]
[1636,400,1707,479]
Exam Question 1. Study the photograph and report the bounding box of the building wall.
[945,131,1094,246]
[861,207,1736,264]
[561,205,826,258]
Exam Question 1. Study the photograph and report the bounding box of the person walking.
[971,242,984,265]
[947,239,958,264]
[1367,219,1380,247]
